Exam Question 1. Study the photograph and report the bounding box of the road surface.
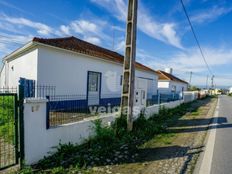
[197,95,232,174]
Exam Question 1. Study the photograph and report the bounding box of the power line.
[180,0,213,76]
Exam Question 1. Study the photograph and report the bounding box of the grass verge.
[19,97,212,174]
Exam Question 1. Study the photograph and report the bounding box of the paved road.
[210,95,232,174]
[195,95,232,174]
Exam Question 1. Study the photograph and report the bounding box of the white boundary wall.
[24,98,116,165]
[183,91,199,103]
[23,97,191,165]
[144,100,184,119]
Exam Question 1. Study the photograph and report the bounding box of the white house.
[157,68,188,96]
[0,36,158,107]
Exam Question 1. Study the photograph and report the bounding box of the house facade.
[0,36,158,107]
[157,69,188,97]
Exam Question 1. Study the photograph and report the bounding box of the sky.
[0,0,232,87]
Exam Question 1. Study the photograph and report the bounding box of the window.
[88,72,99,92]
[171,85,176,92]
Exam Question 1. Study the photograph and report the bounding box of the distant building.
[157,68,188,95]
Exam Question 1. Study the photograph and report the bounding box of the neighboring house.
[210,88,222,95]
[157,68,188,96]
[0,36,158,107]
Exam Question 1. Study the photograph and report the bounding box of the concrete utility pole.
[120,0,138,132]
[206,75,209,89]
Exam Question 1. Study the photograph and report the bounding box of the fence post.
[46,96,50,129]
[14,94,19,165]
[18,84,25,168]
[158,93,161,106]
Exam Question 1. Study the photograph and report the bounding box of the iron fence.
[147,93,182,107]
[0,87,17,94]
[46,94,121,128]
[23,85,56,98]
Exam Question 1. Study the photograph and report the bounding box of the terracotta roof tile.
[157,70,188,84]
[33,36,157,74]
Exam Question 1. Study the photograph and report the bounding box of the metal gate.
[0,89,20,170]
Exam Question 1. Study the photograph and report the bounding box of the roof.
[157,70,188,84]
[32,36,157,74]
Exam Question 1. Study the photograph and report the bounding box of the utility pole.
[120,0,138,132]
[206,75,209,89]
[211,75,215,89]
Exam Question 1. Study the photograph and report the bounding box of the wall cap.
[24,98,48,104]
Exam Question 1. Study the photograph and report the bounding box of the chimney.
[165,68,173,74]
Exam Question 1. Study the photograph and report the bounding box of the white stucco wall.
[37,46,158,97]
[183,91,198,103]
[0,64,6,87]
[3,48,38,88]
[158,81,170,94]
[158,80,188,94]
[24,98,117,165]
[24,97,185,165]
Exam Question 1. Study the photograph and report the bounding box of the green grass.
[0,96,15,143]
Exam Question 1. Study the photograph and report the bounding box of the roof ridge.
[157,70,188,84]
[33,36,157,74]
[33,36,74,41]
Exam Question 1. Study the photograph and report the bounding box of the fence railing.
[0,87,17,94]
[23,85,56,98]
[147,93,182,107]
[46,93,182,128]
[46,94,121,128]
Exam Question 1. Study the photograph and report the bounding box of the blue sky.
[0,0,232,87]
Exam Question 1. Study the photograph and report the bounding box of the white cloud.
[0,42,11,54]
[191,6,232,24]
[0,32,32,43]
[91,0,183,49]
[0,14,53,36]
[140,47,232,72]
[60,25,70,35]
[0,12,117,51]
[60,18,114,45]
[70,20,99,34]
[84,36,101,45]
[115,40,125,52]
[136,47,232,86]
